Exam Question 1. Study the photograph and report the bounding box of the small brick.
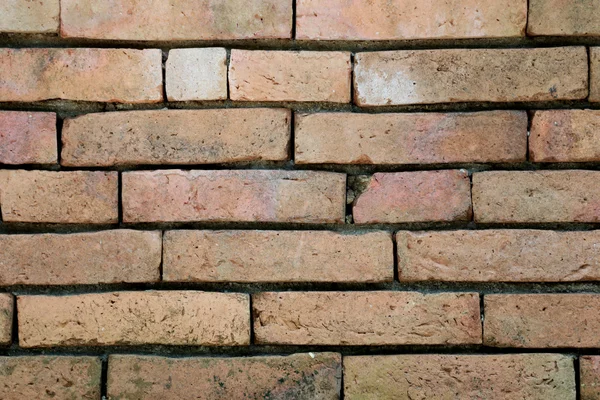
[591,48,600,102]
[0,0,59,33]
[166,48,227,101]
[344,354,575,400]
[296,111,527,165]
[0,48,162,103]
[353,170,472,224]
[108,353,341,399]
[0,111,57,165]
[253,291,481,345]
[163,230,393,283]
[581,356,600,399]
[61,109,290,166]
[0,230,161,285]
[473,171,600,223]
[18,291,250,348]
[0,170,118,224]
[354,47,588,106]
[229,50,351,103]
[122,170,346,224]
[528,0,600,36]
[0,295,12,345]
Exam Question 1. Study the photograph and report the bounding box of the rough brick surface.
[0,295,12,345]
[166,48,228,101]
[295,111,527,165]
[581,356,600,399]
[591,48,600,102]
[18,291,250,347]
[0,111,57,165]
[0,0,59,33]
[354,47,588,106]
[528,0,600,36]
[61,109,290,166]
[253,291,481,345]
[163,230,393,283]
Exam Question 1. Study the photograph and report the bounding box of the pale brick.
[0,111,57,165]
[0,295,12,345]
[0,0,59,33]
[166,48,227,101]
[528,0,600,36]
[591,48,600,102]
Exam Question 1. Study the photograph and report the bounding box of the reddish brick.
[296,111,527,165]
[0,111,57,165]
[0,295,12,345]
[581,356,600,399]
[108,353,341,399]
[229,50,351,103]
[591,48,600,102]
[0,48,162,103]
[528,0,600,36]
[353,170,472,224]
[354,47,588,106]
[61,109,291,166]
[0,0,59,33]
[166,48,228,101]
[253,291,481,345]
[18,291,250,348]
[122,170,346,224]
[163,230,393,283]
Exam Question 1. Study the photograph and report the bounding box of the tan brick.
[591,48,600,102]
[353,170,472,224]
[344,354,575,400]
[229,50,351,103]
[528,0,600,36]
[253,291,481,345]
[0,111,57,165]
[108,353,341,399]
[0,230,161,285]
[0,295,12,345]
[355,47,588,106]
[61,109,290,166]
[122,170,346,224]
[581,356,600,399]
[0,0,59,33]
[163,230,393,283]
[473,171,600,223]
[296,111,527,165]
[166,48,227,101]
[0,48,162,103]
[18,291,250,347]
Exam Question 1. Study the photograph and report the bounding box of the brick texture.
[166,48,228,101]
[581,356,600,399]
[0,0,59,33]
[0,295,13,346]
[0,111,57,165]
[591,48,600,102]
[528,0,600,36]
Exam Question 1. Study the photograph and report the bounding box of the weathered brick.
[18,291,250,347]
[591,48,600,102]
[397,230,600,282]
[0,230,161,285]
[166,48,227,101]
[296,111,527,165]
[344,354,575,400]
[354,47,588,106]
[581,356,600,399]
[353,170,472,224]
[0,48,162,103]
[163,230,393,283]
[473,171,600,223]
[60,0,292,40]
[0,0,59,33]
[108,353,341,399]
[61,109,290,166]
[253,291,481,345]
[229,50,351,102]
[122,170,346,223]
[528,0,600,36]
[0,295,12,345]
[0,111,57,165]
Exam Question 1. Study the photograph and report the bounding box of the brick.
[61,109,290,166]
[397,230,600,282]
[253,291,481,345]
[591,48,600,102]
[163,230,393,283]
[108,353,341,399]
[297,0,526,40]
[344,354,575,400]
[0,0,59,33]
[18,291,250,347]
[166,48,227,101]
[354,47,588,106]
[60,0,291,40]
[122,170,346,224]
[0,111,57,165]
[0,295,12,345]
[0,170,118,224]
[296,111,527,165]
[0,230,161,285]
[0,48,162,103]
[581,356,600,399]
[353,170,472,224]
[528,0,600,36]
[473,171,600,223]
[229,50,351,103]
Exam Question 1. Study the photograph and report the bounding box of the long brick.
[0,295,12,345]
[397,230,600,282]
[61,109,291,166]
[344,354,575,400]
[591,48,600,102]
[354,47,588,106]
[473,171,600,223]
[0,48,162,103]
[581,356,600,399]
[122,170,346,223]
[0,230,161,285]
[166,48,227,101]
[253,291,481,345]
[229,50,351,103]
[528,0,600,36]
[18,291,250,347]
[296,111,527,165]
[0,0,59,33]
[108,353,341,399]
[163,230,393,283]
[353,170,472,224]
[0,111,57,165]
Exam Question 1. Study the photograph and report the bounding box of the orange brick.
[580,356,600,399]
[0,0,59,33]
[0,111,57,165]
[528,0,600,36]
[0,295,12,345]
